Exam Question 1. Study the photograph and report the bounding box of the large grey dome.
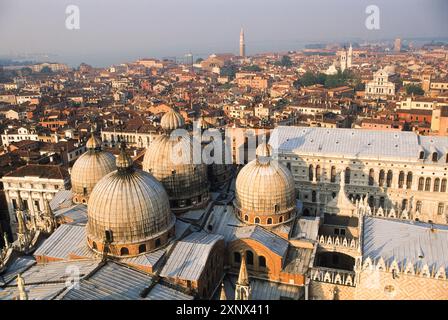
[87,144,175,257]
[143,134,209,213]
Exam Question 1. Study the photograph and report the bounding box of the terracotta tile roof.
[4,164,70,180]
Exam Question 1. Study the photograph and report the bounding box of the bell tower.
[239,28,246,57]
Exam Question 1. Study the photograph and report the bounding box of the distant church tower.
[340,44,352,72]
[347,44,353,69]
[235,252,251,300]
[239,28,246,57]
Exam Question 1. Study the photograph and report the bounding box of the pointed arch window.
[330,166,337,183]
[378,170,385,187]
[309,165,314,181]
[368,169,375,186]
[441,179,447,192]
[386,170,393,187]
[406,172,413,189]
[425,178,431,191]
[434,178,441,192]
[398,171,405,188]
[418,177,424,191]
[345,168,351,184]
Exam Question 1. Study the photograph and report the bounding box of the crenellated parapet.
[362,256,447,281]
[310,266,356,287]
[355,199,419,222]
[317,235,359,252]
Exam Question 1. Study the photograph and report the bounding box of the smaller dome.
[160,109,185,131]
[71,132,116,204]
[234,142,296,227]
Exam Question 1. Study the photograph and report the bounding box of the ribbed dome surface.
[234,143,296,225]
[160,109,185,131]
[71,149,116,202]
[235,161,296,216]
[87,168,175,245]
[143,134,209,211]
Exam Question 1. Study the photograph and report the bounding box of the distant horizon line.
[1,35,447,68]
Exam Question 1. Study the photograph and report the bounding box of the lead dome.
[234,142,296,226]
[143,108,209,213]
[71,131,116,204]
[87,143,175,257]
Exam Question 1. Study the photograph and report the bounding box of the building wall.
[355,270,448,300]
[309,281,356,300]
[276,154,448,224]
[311,270,448,300]
[1,176,70,236]
[101,130,161,148]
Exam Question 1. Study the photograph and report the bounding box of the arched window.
[378,170,385,187]
[316,165,321,182]
[368,169,374,186]
[330,166,337,183]
[254,217,260,224]
[92,241,97,250]
[267,218,273,225]
[416,201,422,212]
[434,178,441,192]
[432,152,438,162]
[155,238,161,248]
[234,252,241,264]
[244,215,249,222]
[345,168,351,184]
[379,197,385,208]
[386,170,393,188]
[258,256,267,268]
[120,247,129,256]
[402,199,408,210]
[418,177,424,191]
[398,171,405,188]
[138,244,146,254]
[274,204,279,213]
[246,251,254,265]
[438,203,445,215]
[419,151,425,159]
[406,172,413,189]
[279,216,283,223]
[425,178,431,191]
[441,179,447,192]
[312,190,317,203]
[309,165,314,181]
[368,196,375,208]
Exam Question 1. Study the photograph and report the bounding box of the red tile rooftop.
[4,164,70,180]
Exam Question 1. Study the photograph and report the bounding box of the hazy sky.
[0,0,447,66]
